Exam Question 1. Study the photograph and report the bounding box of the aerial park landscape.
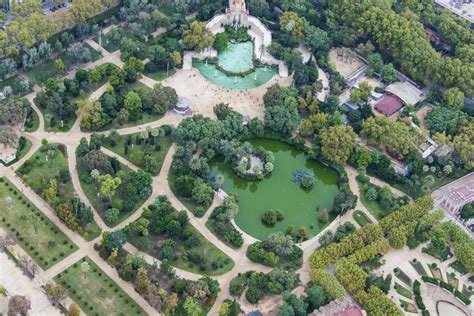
[0,0,473,315]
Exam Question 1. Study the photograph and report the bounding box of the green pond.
[210,139,340,240]
[193,41,278,90]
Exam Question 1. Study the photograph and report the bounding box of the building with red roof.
[374,94,404,116]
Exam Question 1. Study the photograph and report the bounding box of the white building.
[433,173,474,215]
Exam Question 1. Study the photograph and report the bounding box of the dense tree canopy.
[323,0,473,96]
[361,116,420,159]
[320,125,357,165]
[182,21,214,53]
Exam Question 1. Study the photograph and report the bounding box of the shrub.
[454,290,471,305]
[261,209,284,225]
[318,209,329,223]
[415,295,425,310]
[229,275,246,296]
[422,275,439,285]
[413,280,421,296]
[439,281,454,293]
[246,243,278,267]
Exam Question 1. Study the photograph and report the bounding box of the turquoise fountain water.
[193,41,278,90]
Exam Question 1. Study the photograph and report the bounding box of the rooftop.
[385,81,425,106]
[375,94,404,116]
[435,0,474,24]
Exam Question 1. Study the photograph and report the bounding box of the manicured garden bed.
[394,267,412,286]
[395,282,412,299]
[358,183,384,219]
[449,260,468,275]
[0,178,77,269]
[410,258,427,276]
[429,263,443,280]
[54,257,145,316]
[352,210,372,227]
[422,275,439,285]
[446,272,459,290]
[462,284,473,297]
[400,299,418,313]
[422,244,452,261]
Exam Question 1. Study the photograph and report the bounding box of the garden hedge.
[454,290,471,305]
[422,275,439,285]
[415,295,426,310]
[439,281,454,293]
[413,280,421,296]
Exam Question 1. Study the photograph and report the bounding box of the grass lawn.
[395,282,412,299]
[352,210,372,227]
[143,68,176,81]
[17,144,75,202]
[128,197,234,276]
[94,32,121,52]
[40,105,76,132]
[158,4,175,16]
[205,221,240,250]
[358,182,384,219]
[0,75,34,96]
[54,257,145,316]
[17,144,101,240]
[103,133,173,176]
[0,178,78,269]
[26,44,102,85]
[77,162,146,226]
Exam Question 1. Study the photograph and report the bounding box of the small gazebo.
[174,96,192,116]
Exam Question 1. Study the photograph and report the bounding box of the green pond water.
[193,41,278,89]
[210,139,340,240]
